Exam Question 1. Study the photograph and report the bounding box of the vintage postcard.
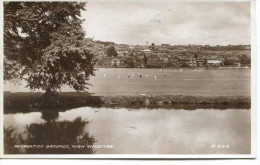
[0,0,257,159]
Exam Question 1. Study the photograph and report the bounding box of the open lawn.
[5,68,251,96]
[87,68,251,96]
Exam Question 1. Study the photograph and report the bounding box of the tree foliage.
[106,45,118,57]
[123,57,135,68]
[143,54,148,64]
[240,54,250,65]
[95,40,115,47]
[4,2,97,93]
[223,58,235,66]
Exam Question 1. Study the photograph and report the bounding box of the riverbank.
[4,92,250,114]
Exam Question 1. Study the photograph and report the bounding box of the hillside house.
[141,49,152,55]
[169,56,180,67]
[117,49,129,57]
[189,57,197,67]
[206,57,224,66]
[147,55,161,65]
[161,44,171,49]
[111,58,121,66]
[179,56,197,67]
[160,56,169,63]
[196,57,206,67]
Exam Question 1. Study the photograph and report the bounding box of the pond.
[4,107,251,154]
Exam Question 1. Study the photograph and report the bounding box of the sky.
[82,1,251,46]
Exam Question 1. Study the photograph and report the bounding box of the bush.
[145,63,164,68]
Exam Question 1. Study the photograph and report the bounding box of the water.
[4,107,251,154]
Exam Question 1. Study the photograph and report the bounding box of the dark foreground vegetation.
[4,116,96,154]
[4,92,102,113]
[4,92,250,114]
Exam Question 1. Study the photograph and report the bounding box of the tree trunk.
[42,88,59,108]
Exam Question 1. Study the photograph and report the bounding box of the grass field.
[5,68,251,96]
[87,68,251,96]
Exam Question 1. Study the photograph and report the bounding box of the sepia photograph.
[0,0,256,158]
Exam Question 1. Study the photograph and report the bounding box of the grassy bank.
[101,95,250,110]
[4,92,250,113]
[4,92,103,113]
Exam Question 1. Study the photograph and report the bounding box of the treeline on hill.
[94,40,116,47]
[203,45,250,51]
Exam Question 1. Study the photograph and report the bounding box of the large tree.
[4,2,97,95]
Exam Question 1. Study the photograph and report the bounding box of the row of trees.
[223,54,251,66]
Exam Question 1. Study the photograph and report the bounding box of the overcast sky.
[82,1,251,46]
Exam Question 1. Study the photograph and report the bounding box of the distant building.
[117,49,129,57]
[111,58,121,66]
[147,55,161,65]
[141,49,152,55]
[178,55,188,66]
[169,56,180,66]
[132,47,142,54]
[161,44,171,49]
[245,45,251,50]
[160,56,169,63]
[189,57,197,67]
[233,62,241,67]
[207,59,222,64]
[116,44,128,49]
[196,57,206,67]
[179,56,197,67]
[206,56,224,66]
